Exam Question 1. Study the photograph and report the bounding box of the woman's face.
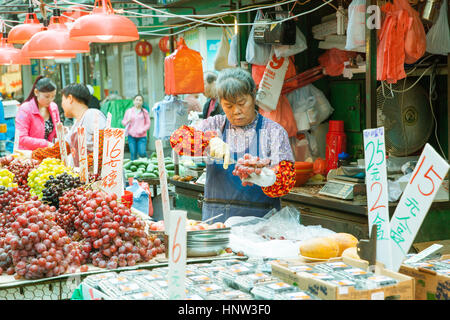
[61,94,74,118]
[35,89,56,108]
[220,94,256,127]
[204,81,216,99]
[134,96,143,107]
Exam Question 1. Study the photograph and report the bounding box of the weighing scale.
[319,176,366,200]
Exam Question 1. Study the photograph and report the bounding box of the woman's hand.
[232,154,275,187]
[209,137,230,169]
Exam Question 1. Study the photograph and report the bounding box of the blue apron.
[202,115,281,223]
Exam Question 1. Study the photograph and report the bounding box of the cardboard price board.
[56,122,68,167]
[168,210,187,300]
[363,127,392,269]
[93,111,100,175]
[77,127,88,183]
[390,143,450,272]
[100,128,125,197]
[155,139,171,234]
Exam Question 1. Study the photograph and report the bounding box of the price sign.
[390,143,449,272]
[155,139,171,235]
[363,127,392,269]
[101,128,125,197]
[106,112,112,128]
[168,210,187,300]
[93,112,99,175]
[56,122,68,167]
[77,127,88,183]
[13,126,19,153]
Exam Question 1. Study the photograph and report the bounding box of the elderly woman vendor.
[170,68,296,223]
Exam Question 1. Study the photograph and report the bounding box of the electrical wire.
[428,61,447,159]
[382,64,434,94]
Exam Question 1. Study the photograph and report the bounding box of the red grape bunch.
[232,154,271,186]
[5,158,40,187]
[57,187,165,269]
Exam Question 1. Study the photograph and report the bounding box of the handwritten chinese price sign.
[363,127,392,269]
[56,122,68,167]
[77,127,88,183]
[155,139,171,235]
[168,210,187,300]
[390,143,449,272]
[101,128,125,198]
[93,112,99,175]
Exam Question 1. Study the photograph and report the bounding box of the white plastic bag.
[273,26,308,58]
[345,0,366,51]
[245,10,273,65]
[228,34,239,67]
[426,0,450,55]
[309,84,334,124]
[214,28,233,71]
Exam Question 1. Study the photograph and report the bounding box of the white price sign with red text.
[155,139,171,235]
[363,127,392,269]
[168,210,187,300]
[390,143,449,272]
[56,122,68,167]
[106,112,112,128]
[93,111,99,175]
[101,128,125,197]
[77,127,88,183]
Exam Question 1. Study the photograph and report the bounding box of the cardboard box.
[271,257,415,300]
[399,254,450,300]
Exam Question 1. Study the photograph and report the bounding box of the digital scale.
[319,176,366,200]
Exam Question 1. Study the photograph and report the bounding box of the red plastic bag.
[252,57,297,90]
[164,38,204,95]
[394,0,426,64]
[259,94,298,137]
[318,48,357,77]
[377,3,411,83]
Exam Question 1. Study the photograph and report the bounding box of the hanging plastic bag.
[345,0,366,51]
[273,26,308,58]
[214,28,234,71]
[154,95,189,140]
[164,38,204,95]
[228,34,239,67]
[309,84,333,124]
[245,10,273,66]
[394,0,426,64]
[318,48,357,76]
[126,180,151,215]
[259,94,298,137]
[426,0,450,55]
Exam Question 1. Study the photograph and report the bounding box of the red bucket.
[121,190,133,209]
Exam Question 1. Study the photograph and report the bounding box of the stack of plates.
[187,228,231,257]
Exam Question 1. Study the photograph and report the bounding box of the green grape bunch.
[0,169,18,189]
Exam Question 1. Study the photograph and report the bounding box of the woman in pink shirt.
[122,94,151,160]
[15,76,60,151]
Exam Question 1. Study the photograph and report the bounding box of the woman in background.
[202,71,224,119]
[122,94,151,160]
[15,76,60,150]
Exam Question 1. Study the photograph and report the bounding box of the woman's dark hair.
[61,83,91,106]
[24,76,57,102]
[134,94,144,101]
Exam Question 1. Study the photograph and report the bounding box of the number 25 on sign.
[390,143,449,272]
[101,128,125,197]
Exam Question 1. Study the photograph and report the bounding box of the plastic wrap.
[426,0,450,55]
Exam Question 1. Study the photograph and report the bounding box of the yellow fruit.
[328,233,359,256]
[299,237,340,259]
[342,247,361,260]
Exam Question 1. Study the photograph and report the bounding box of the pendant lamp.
[21,42,76,60]
[0,34,31,65]
[22,9,90,57]
[8,7,44,44]
[69,0,139,43]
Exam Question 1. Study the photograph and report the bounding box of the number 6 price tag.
[363,127,392,269]
[168,210,187,300]
[390,143,449,272]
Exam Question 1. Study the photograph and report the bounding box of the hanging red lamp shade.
[68,0,139,43]
[22,9,90,57]
[7,7,44,44]
[21,42,76,60]
[60,5,90,26]
[0,34,30,65]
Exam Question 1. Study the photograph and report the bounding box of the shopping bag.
[426,0,450,55]
[345,0,366,51]
[228,34,239,67]
[273,26,307,58]
[245,10,273,66]
[214,28,234,71]
[252,57,297,89]
[164,38,204,95]
[318,48,357,76]
[126,180,151,215]
[259,94,298,137]
[255,54,289,112]
[394,0,426,64]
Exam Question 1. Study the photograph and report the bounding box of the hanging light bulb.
[8,6,44,44]
[0,33,31,65]
[69,0,139,43]
[22,9,90,57]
